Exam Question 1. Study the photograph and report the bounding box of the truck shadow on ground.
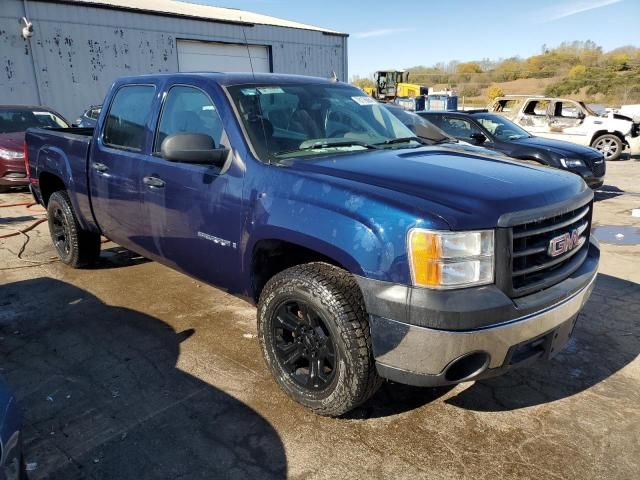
[92,246,151,269]
[594,185,626,201]
[446,273,640,411]
[0,278,286,480]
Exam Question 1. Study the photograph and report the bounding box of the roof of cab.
[114,72,347,87]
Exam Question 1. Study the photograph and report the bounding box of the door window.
[553,101,581,118]
[154,85,226,153]
[438,116,483,140]
[103,85,155,151]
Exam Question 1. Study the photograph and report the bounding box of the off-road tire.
[257,262,381,416]
[591,133,623,161]
[47,190,100,267]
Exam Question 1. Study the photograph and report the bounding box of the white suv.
[489,96,640,160]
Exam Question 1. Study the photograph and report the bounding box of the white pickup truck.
[489,95,640,161]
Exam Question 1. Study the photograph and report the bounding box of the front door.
[547,100,587,142]
[139,83,245,288]
[89,83,157,255]
[516,99,551,136]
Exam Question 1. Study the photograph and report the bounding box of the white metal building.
[1,0,348,119]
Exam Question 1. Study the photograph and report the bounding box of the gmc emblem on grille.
[548,223,588,257]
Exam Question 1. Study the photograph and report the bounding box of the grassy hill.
[352,41,640,107]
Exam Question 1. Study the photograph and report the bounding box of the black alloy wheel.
[272,300,337,391]
[50,204,71,257]
[46,190,101,267]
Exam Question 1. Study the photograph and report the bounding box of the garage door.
[177,40,271,73]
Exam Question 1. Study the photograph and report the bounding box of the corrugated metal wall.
[0,0,348,119]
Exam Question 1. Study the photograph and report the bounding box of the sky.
[190,0,640,78]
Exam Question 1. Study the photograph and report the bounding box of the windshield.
[0,108,68,134]
[384,106,455,143]
[227,83,418,161]
[473,113,531,140]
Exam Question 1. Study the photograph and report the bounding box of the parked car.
[26,73,599,416]
[419,110,606,189]
[72,105,101,128]
[488,95,640,161]
[386,105,524,162]
[384,104,454,143]
[0,105,69,192]
[0,375,23,480]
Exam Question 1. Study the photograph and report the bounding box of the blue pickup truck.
[25,73,599,416]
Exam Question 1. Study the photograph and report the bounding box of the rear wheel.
[257,262,381,416]
[47,190,100,267]
[592,134,623,161]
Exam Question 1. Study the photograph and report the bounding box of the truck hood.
[283,146,587,230]
[511,136,600,158]
[589,115,633,135]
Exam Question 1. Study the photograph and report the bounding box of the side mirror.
[160,133,229,167]
[470,132,487,144]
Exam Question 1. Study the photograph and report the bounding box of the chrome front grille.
[509,202,592,296]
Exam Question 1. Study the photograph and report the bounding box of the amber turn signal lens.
[409,230,442,287]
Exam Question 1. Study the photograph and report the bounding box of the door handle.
[93,162,109,173]
[143,176,165,188]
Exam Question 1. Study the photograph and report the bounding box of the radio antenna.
[241,21,256,78]
[241,22,271,163]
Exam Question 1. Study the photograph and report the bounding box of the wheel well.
[38,172,66,206]
[590,130,626,147]
[251,239,347,302]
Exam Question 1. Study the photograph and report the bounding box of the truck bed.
[25,127,97,232]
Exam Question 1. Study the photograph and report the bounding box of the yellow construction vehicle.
[366,70,428,102]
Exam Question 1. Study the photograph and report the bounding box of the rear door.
[139,80,245,287]
[89,83,158,254]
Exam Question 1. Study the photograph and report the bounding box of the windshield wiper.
[274,139,380,157]
[375,136,428,146]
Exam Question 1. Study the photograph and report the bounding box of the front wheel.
[257,263,381,416]
[592,134,623,161]
[47,190,101,267]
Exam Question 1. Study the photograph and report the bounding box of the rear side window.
[494,99,518,112]
[103,85,155,151]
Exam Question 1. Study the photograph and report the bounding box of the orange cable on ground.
[0,202,36,208]
[0,218,48,239]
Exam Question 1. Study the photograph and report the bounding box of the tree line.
[352,41,640,105]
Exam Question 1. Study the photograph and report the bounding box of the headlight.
[0,147,24,160]
[559,158,584,168]
[408,229,494,289]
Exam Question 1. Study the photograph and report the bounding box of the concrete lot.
[1,160,639,480]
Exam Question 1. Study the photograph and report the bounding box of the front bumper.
[0,158,28,187]
[357,239,599,386]
[627,134,640,155]
[584,176,604,189]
